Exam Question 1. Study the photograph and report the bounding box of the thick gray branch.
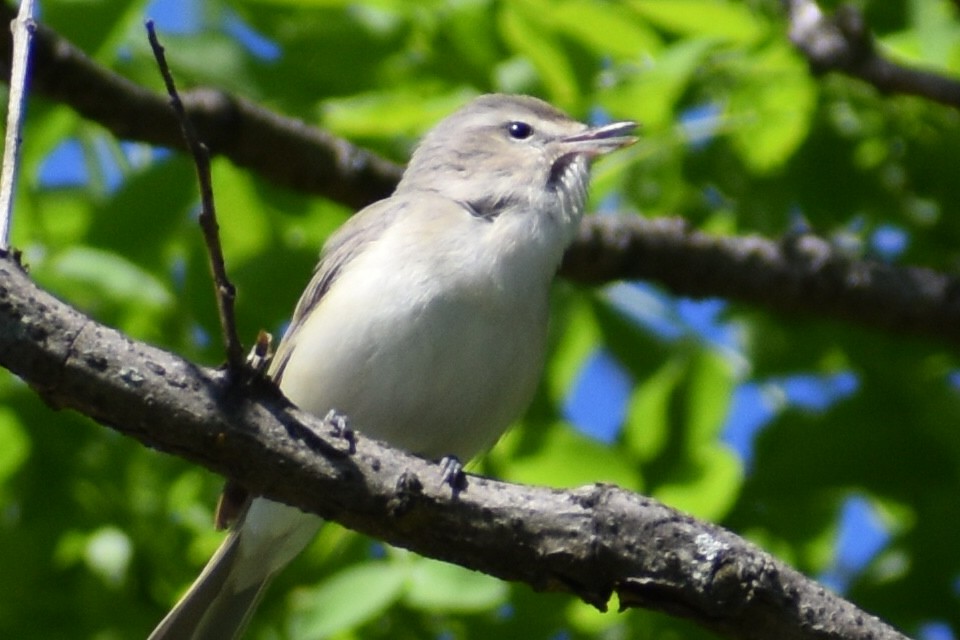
[564,216,960,346]
[0,252,908,640]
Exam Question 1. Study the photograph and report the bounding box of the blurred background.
[1,0,958,638]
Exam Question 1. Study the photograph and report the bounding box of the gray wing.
[270,196,408,383]
[214,196,406,531]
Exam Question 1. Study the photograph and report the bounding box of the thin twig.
[145,20,244,370]
[0,0,35,251]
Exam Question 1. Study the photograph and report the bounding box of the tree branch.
[787,0,960,110]
[564,216,960,346]
[0,250,907,640]
[0,2,401,211]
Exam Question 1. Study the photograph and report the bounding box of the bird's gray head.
[396,94,636,228]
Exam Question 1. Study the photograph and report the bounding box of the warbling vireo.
[148,93,636,640]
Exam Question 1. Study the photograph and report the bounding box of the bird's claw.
[324,409,356,453]
[439,455,467,494]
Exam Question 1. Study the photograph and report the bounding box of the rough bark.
[0,250,909,640]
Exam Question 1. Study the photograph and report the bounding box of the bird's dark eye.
[507,121,534,140]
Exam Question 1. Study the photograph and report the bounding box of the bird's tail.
[149,498,323,639]
[147,530,272,640]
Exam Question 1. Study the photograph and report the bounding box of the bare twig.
[0,0,35,251]
[146,21,244,370]
[787,0,960,109]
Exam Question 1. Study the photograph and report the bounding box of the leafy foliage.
[2,0,960,638]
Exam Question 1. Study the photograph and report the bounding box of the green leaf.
[38,246,174,311]
[319,87,477,139]
[726,43,817,173]
[544,290,603,404]
[210,159,274,265]
[439,0,504,78]
[565,597,623,635]
[630,0,766,44]
[653,445,741,521]
[881,0,960,70]
[43,0,148,62]
[287,561,408,639]
[404,556,508,612]
[551,0,662,59]
[494,421,642,491]
[0,408,29,486]
[242,0,407,8]
[624,357,686,462]
[686,349,737,445]
[590,287,670,382]
[126,32,260,96]
[84,153,197,268]
[498,2,580,107]
[599,38,717,130]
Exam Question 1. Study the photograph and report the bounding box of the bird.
[148,93,636,640]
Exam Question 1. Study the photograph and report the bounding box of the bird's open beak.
[562,121,638,157]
